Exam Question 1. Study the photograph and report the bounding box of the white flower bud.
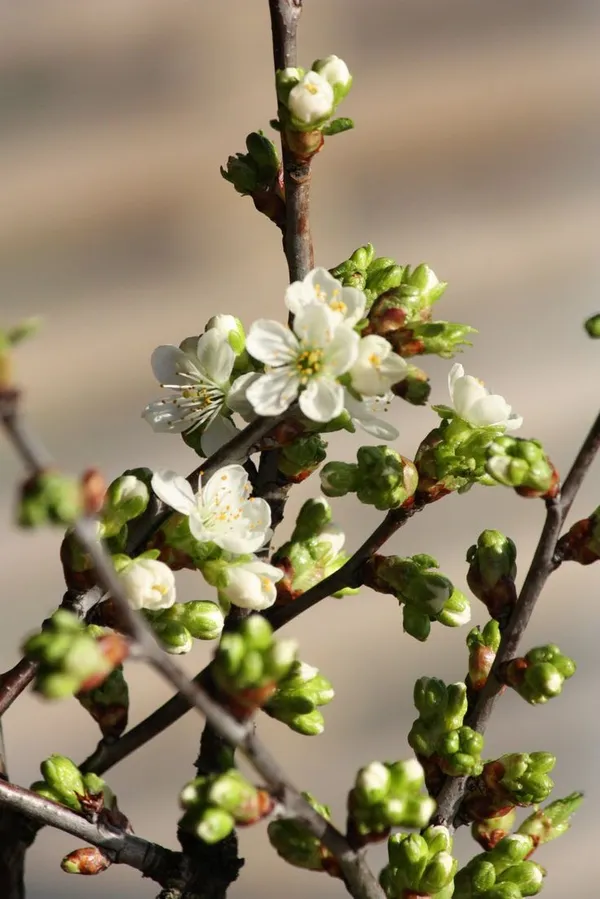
[288,71,334,126]
[119,558,176,612]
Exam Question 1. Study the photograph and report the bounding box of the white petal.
[142,400,189,433]
[344,391,399,441]
[227,372,260,420]
[195,329,235,384]
[324,325,359,376]
[151,470,196,515]
[202,464,249,509]
[151,345,188,385]
[299,378,344,422]
[246,319,298,366]
[504,413,523,432]
[339,286,367,325]
[452,375,488,419]
[200,416,240,458]
[285,280,309,316]
[246,370,300,416]
[448,363,465,395]
[293,303,337,347]
[468,395,513,428]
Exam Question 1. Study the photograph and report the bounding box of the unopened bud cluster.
[409,678,484,777]
[498,644,576,705]
[179,768,272,844]
[264,660,334,735]
[466,530,517,622]
[321,446,418,510]
[486,436,558,498]
[365,554,470,642]
[31,755,110,816]
[347,759,435,840]
[465,753,556,822]
[144,600,224,654]
[380,825,457,898]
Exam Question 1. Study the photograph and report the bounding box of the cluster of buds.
[555,505,600,564]
[220,132,284,228]
[23,610,128,699]
[466,531,517,623]
[454,834,544,898]
[264,660,334,736]
[179,768,272,844]
[409,678,484,778]
[347,759,436,842]
[144,600,224,654]
[365,554,470,642]
[415,420,507,499]
[464,753,556,822]
[272,498,350,600]
[485,437,559,499]
[275,56,353,156]
[18,471,84,529]
[212,615,297,715]
[467,620,501,692]
[320,446,418,511]
[497,644,576,705]
[277,434,328,482]
[76,626,129,737]
[268,792,338,875]
[379,825,458,898]
[31,755,111,816]
[517,792,583,848]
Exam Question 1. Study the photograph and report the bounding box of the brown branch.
[432,410,600,830]
[0,781,176,883]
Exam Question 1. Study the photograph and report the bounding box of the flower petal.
[293,303,337,346]
[151,470,196,515]
[448,363,465,394]
[227,372,260,420]
[324,325,359,376]
[504,413,523,432]
[299,378,344,422]
[202,464,249,509]
[246,370,300,416]
[151,345,188,385]
[467,394,513,428]
[339,286,367,325]
[246,319,298,366]
[195,329,235,384]
[451,374,488,420]
[142,400,190,433]
[200,416,240,458]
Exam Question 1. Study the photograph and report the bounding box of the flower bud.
[154,620,193,654]
[291,498,332,542]
[320,460,358,497]
[39,755,86,812]
[268,792,334,872]
[61,847,112,875]
[555,505,600,564]
[265,660,334,736]
[348,759,434,841]
[278,434,328,481]
[584,313,600,337]
[285,70,335,130]
[467,530,517,622]
[311,55,352,102]
[486,436,558,498]
[467,619,501,691]
[205,314,246,356]
[402,264,447,307]
[499,644,576,705]
[396,320,475,359]
[18,472,83,528]
[497,861,544,895]
[353,446,418,510]
[381,826,457,897]
[472,809,516,851]
[102,475,149,537]
[485,754,556,808]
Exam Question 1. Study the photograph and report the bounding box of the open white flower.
[219,558,283,611]
[143,330,246,441]
[285,267,366,326]
[344,390,399,441]
[119,557,176,612]
[246,304,359,422]
[151,465,271,554]
[288,71,334,126]
[448,364,522,431]
[350,334,408,396]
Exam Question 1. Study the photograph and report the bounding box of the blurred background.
[1,0,599,896]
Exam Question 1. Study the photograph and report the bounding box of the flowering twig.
[433,409,600,830]
[0,780,176,882]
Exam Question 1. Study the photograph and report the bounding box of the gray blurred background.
[1,1,599,896]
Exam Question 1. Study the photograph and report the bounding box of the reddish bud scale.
[77,791,105,818]
[261,419,307,450]
[77,698,128,739]
[251,190,286,231]
[403,891,431,899]
[515,463,560,500]
[272,559,301,605]
[78,634,129,692]
[462,761,515,823]
[222,683,278,719]
[468,645,497,692]
[555,517,600,565]
[61,846,112,875]
[497,657,529,689]
[321,852,343,879]
[389,331,426,358]
[466,570,517,622]
[236,789,275,826]
[472,825,511,851]
[81,469,107,516]
[283,129,325,160]
[366,302,408,336]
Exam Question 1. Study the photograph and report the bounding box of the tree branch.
[432,410,600,830]
[0,781,176,882]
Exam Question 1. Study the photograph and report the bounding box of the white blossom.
[448,364,522,431]
[143,330,246,441]
[246,304,359,422]
[349,334,408,396]
[204,314,245,354]
[219,558,283,611]
[344,390,399,441]
[288,71,334,126]
[151,465,271,554]
[312,55,352,91]
[285,267,366,326]
[119,557,176,612]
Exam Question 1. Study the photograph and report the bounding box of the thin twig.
[433,410,600,829]
[0,780,176,882]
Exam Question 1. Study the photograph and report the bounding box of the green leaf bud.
[320,460,358,497]
[518,792,583,845]
[40,755,85,812]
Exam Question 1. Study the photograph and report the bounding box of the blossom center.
[295,348,324,383]
[368,352,382,369]
[305,83,319,96]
